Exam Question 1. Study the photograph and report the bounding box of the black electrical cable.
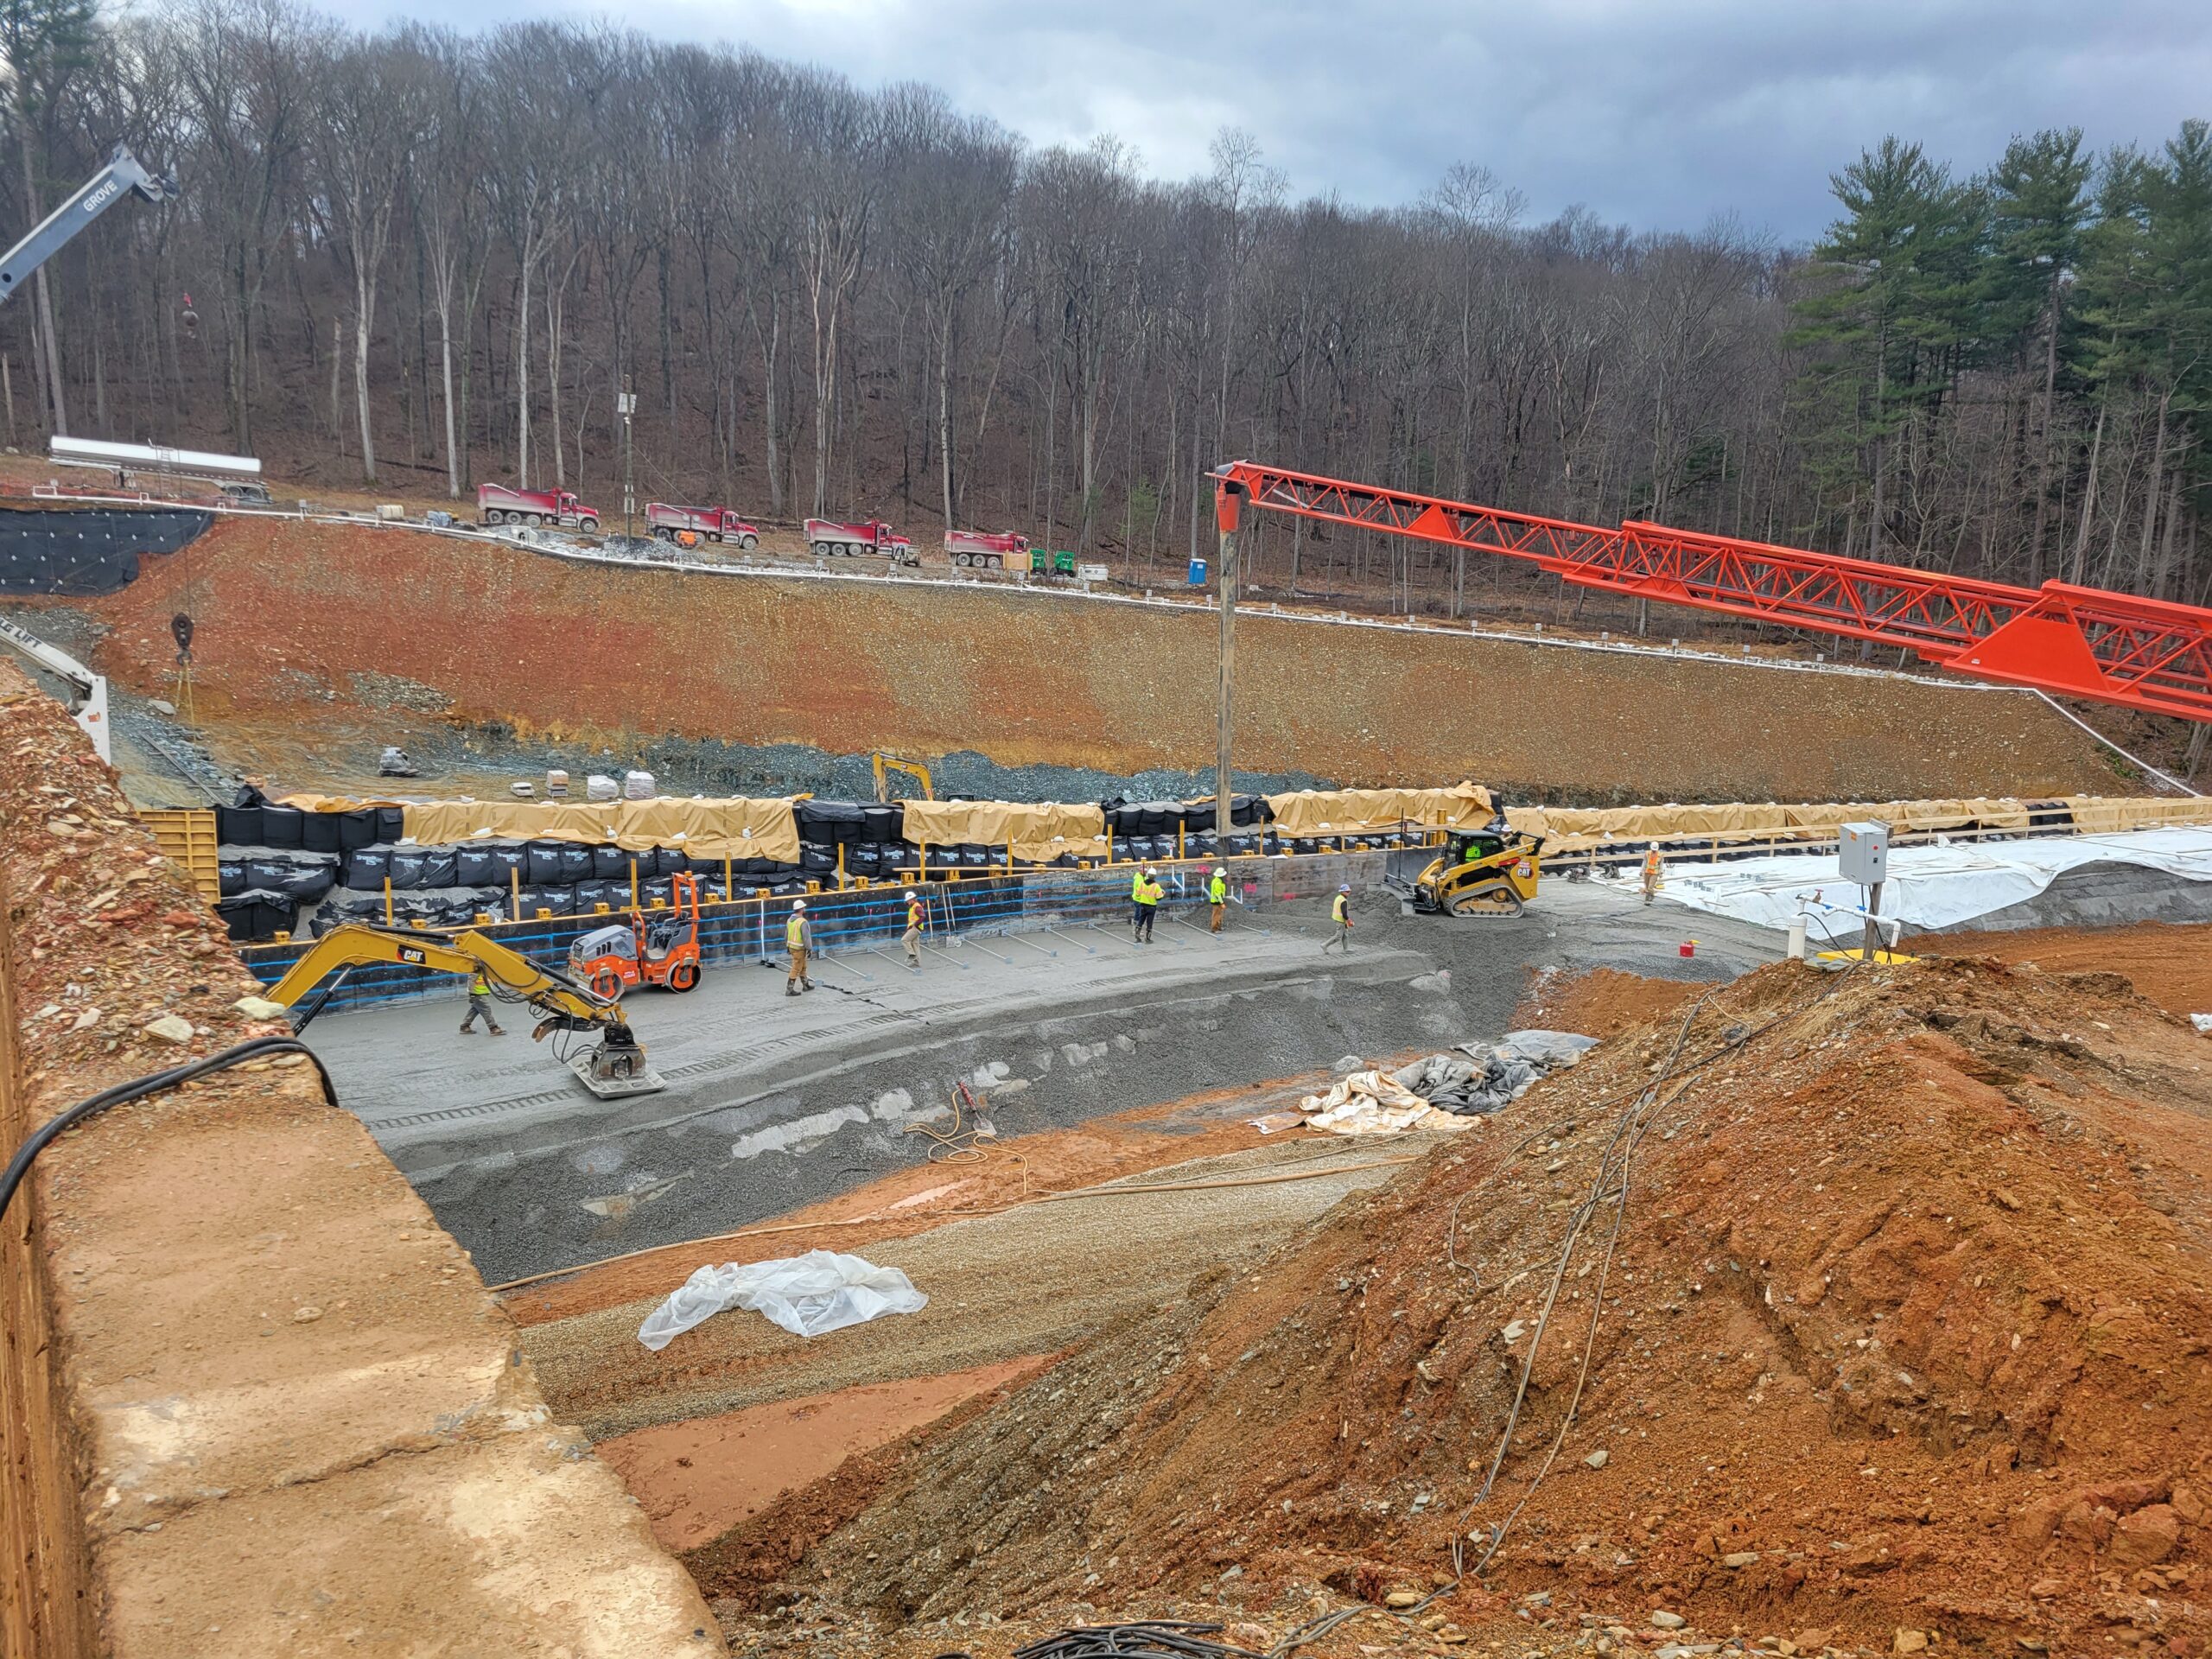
[0,1034,339,1223]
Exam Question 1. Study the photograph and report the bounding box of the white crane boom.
[0,615,111,762]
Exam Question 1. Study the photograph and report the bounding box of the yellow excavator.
[871,752,934,803]
[1388,817,1546,918]
[264,924,665,1098]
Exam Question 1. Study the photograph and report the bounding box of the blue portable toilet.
[1187,556,1208,586]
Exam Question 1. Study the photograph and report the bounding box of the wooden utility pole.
[619,378,637,538]
[1214,475,1246,852]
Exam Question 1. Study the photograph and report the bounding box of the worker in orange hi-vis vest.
[1641,845,1664,906]
[902,888,925,970]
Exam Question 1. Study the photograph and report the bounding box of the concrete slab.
[300,890,1790,1286]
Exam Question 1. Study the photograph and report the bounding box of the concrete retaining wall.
[0,662,723,1656]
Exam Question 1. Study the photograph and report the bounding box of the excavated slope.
[79,516,2115,803]
[770,957,2212,1655]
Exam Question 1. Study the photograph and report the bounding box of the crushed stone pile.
[745,955,2212,1656]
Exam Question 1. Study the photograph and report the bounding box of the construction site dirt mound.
[775,956,2212,1656]
[1515,964,1703,1038]
[1920,920,2212,1021]
[58,512,2113,804]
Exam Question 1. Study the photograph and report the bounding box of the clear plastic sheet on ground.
[1398,1029,1599,1114]
[636,1249,928,1351]
[1296,1029,1599,1135]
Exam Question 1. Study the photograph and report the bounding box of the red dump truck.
[804,517,914,563]
[477,483,601,531]
[943,529,1028,569]
[645,503,760,547]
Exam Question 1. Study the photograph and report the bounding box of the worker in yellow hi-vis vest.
[1133,868,1162,944]
[1129,866,1150,939]
[785,899,815,995]
[1322,885,1353,954]
[459,966,505,1035]
[1207,865,1229,932]
[902,888,925,970]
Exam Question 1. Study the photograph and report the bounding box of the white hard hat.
[1214,865,1226,874]
[904,888,916,899]
[792,899,806,911]
[1338,883,1351,893]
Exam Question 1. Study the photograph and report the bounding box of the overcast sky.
[346,0,2212,243]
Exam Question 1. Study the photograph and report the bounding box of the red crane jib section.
[1217,461,2212,723]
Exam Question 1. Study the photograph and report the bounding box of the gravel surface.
[524,1137,1421,1442]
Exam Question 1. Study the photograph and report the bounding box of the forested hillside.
[2,0,2209,606]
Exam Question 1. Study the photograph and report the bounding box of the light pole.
[1214,473,1246,856]
[618,379,637,539]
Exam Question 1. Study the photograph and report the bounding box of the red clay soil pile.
[764,956,2212,1656]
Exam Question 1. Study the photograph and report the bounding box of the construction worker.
[458,968,505,1035]
[1323,884,1353,953]
[1134,868,1162,944]
[1640,844,1664,906]
[1130,865,1152,939]
[785,899,815,995]
[902,888,924,970]
[1207,865,1229,932]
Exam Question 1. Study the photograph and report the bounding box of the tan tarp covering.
[1512,796,2056,855]
[397,797,802,863]
[1265,784,1496,837]
[274,791,416,810]
[2063,795,2212,835]
[900,799,1106,862]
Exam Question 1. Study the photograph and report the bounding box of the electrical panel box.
[1839,821,1891,886]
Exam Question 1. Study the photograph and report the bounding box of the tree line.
[2,0,2209,613]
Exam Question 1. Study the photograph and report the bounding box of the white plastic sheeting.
[636,1249,927,1351]
[1618,827,2212,936]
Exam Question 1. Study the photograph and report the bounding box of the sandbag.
[219,860,245,897]
[798,800,866,843]
[592,844,629,880]
[420,846,458,888]
[375,806,405,842]
[524,842,565,885]
[243,857,334,902]
[344,848,391,890]
[338,809,378,851]
[258,805,304,849]
[556,843,594,883]
[641,877,674,908]
[623,769,656,800]
[655,846,690,876]
[216,804,264,846]
[576,879,622,912]
[299,810,344,855]
[861,804,902,843]
[799,842,836,872]
[454,845,501,887]
[385,849,429,891]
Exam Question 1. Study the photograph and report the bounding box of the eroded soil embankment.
[785,956,2212,1654]
[74,515,2115,803]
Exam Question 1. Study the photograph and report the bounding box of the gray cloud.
[343,0,2212,240]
